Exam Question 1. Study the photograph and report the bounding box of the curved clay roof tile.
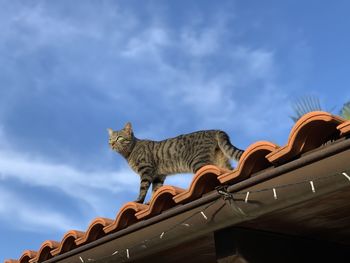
[29,241,59,263]
[50,230,85,256]
[173,165,227,204]
[103,202,147,234]
[7,250,36,263]
[267,111,344,164]
[135,186,185,219]
[75,217,114,246]
[337,120,350,136]
[219,141,279,184]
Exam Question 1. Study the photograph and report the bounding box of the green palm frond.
[340,101,350,120]
[290,96,323,122]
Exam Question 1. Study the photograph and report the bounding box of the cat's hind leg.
[214,151,233,170]
[191,158,212,173]
[152,175,166,195]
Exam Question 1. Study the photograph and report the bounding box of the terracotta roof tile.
[50,230,84,256]
[17,251,37,263]
[337,120,350,136]
[103,202,147,234]
[29,241,59,263]
[5,252,40,263]
[6,111,349,263]
[266,111,344,164]
[75,217,114,246]
[135,186,185,219]
[173,165,227,204]
[218,141,278,184]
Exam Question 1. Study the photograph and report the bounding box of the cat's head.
[108,122,135,156]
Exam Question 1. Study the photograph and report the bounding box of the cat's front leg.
[134,173,153,204]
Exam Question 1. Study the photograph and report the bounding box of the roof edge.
[42,137,350,263]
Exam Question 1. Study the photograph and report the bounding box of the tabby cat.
[108,122,244,203]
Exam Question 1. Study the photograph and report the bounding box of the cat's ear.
[124,122,133,134]
[107,128,114,136]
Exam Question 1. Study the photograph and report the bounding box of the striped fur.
[108,122,244,203]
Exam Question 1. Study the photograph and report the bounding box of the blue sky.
[1,0,350,260]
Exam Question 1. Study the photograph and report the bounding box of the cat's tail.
[217,131,244,161]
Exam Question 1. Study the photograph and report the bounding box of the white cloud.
[0,0,295,235]
[121,27,170,57]
[0,186,76,232]
[97,9,289,135]
[0,131,140,212]
[115,21,285,132]
[0,147,138,196]
[0,0,290,138]
[231,47,275,80]
[181,26,220,57]
[0,139,141,231]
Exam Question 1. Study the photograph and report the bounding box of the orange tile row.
[6,111,350,263]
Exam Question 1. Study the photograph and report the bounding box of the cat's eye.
[117,136,126,142]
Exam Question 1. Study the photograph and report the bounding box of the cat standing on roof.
[108,122,244,204]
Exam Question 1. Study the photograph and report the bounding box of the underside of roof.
[5,111,350,263]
